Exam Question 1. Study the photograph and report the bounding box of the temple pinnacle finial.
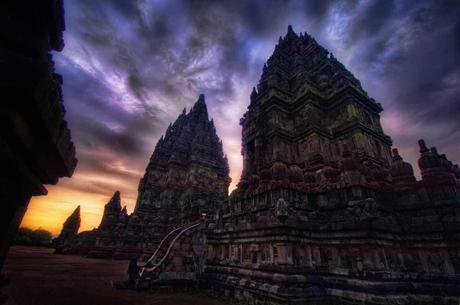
[107,191,121,209]
[194,94,206,107]
[285,25,298,39]
[191,94,209,119]
[418,139,429,153]
[250,87,258,104]
[194,94,206,108]
[63,205,81,228]
[69,205,80,218]
[392,148,402,161]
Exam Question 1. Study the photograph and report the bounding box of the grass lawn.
[2,246,225,305]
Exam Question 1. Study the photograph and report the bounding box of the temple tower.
[205,26,460,305]
[239,25,392,187]
[53,95,231,258]
[54,205,80,250]
[122,94,230,247]
[98,191,122,232]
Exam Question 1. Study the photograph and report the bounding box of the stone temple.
[53,205,80,251]
[56,95,231,258]
[57,26,460,304]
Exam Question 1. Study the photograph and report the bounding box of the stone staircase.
[135,220,204,289]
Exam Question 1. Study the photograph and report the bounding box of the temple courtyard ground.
[3,246,225,305]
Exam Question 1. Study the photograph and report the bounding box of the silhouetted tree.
[15,227,53,247]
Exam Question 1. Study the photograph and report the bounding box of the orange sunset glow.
[21,148,242,235]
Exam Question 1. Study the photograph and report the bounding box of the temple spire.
[63,205,80,227]
[392,148,403,161]
[134,93,231,218]
[191,94,209,120]
[250,87,258,104]
[54,205,81,251]
[99,191,122,230]
[71,205,80,216]
[107,191,121,210]
[285,24,298,39]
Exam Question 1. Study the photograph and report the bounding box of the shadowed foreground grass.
[3,246,225,305]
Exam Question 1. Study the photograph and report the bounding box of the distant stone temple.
[58,26,460,304]
[54,206,80,251]
[0,0,76,275]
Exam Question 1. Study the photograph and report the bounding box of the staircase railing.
[142,223,187,267]
[137,220,203,280]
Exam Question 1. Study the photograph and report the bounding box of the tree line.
[14,227,53,247]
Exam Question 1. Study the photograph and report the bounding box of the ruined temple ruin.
[58,26,460,304]
[54,205,80,251]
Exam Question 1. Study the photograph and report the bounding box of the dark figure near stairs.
[128,258,140,288]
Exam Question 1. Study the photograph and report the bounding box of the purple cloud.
[38,0,460,228]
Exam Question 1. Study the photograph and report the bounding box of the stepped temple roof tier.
[237,25,394,196]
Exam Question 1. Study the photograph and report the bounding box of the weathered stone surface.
[0,0,77,275]
[204,26,460,305]
[123,94,230,247]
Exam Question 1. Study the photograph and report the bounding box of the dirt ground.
[2,246,226,305]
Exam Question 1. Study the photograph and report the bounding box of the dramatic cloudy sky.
[22,0,460,233]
